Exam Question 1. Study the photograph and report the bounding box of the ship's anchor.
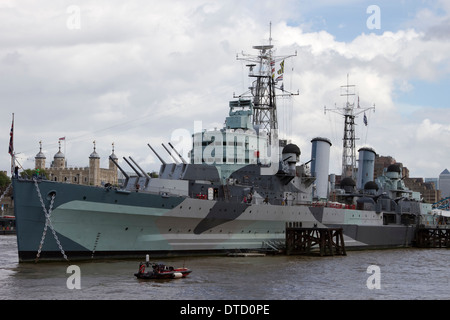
[34,179,68,262]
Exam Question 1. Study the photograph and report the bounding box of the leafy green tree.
[149,171,159,178]
[0,171,11,190]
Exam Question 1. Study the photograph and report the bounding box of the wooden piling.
[285,226,346,256]
[415,227,450,248]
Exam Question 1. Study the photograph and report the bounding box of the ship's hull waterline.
[13,179,420,262]
[13,179,323,262]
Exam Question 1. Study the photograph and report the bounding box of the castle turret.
[108,143,119,186]
[52,141,65,168]
[35,140,46,169]
[109,142,118,170]
[89,140,100,186]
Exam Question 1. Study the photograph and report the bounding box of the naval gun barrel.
[148,144,166,165]
[129,156,150,189]
[168,142,187,164]
[161,143,180,164]
[109,155,129,187]
[129,156,151,180]
[123,157,142,177]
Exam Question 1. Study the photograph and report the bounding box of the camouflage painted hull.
[12,179,322,262]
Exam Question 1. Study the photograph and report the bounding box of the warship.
[12,39,325,262]
[11,37,442,262]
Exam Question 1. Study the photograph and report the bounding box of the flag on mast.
[8,114,14,155]
[275,60,285,83]
[8,113,15,176]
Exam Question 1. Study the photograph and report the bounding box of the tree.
[0,171,11,190]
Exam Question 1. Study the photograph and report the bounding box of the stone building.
[404,177,441,204]
[34,141,118,187]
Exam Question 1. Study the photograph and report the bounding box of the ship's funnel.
[356,147,376,190]
[311,137,332,200]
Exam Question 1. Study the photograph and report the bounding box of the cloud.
[1,0,450,179]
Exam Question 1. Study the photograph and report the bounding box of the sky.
[1,0,450,179]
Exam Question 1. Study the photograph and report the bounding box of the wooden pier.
[286,224,346,256]
[415,227,450,248]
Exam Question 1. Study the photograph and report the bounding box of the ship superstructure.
[313,79,443,247]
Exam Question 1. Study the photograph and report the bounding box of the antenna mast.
[324,74,375,179]
[235,23,297,143]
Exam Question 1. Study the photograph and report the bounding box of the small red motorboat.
[134,261,192,280]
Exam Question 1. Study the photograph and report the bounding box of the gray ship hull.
[13,179,322,262]
[13,178,423,262]
[311,206,417,249]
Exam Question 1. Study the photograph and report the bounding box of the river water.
[1,235,449,302]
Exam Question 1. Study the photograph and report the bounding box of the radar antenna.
[324,74,375,179]
[235,23,297,143]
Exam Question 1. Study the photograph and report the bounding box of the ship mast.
[324,75,375,180]
[235,24,297,144]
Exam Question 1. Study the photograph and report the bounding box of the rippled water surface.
[1,235,449,300]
